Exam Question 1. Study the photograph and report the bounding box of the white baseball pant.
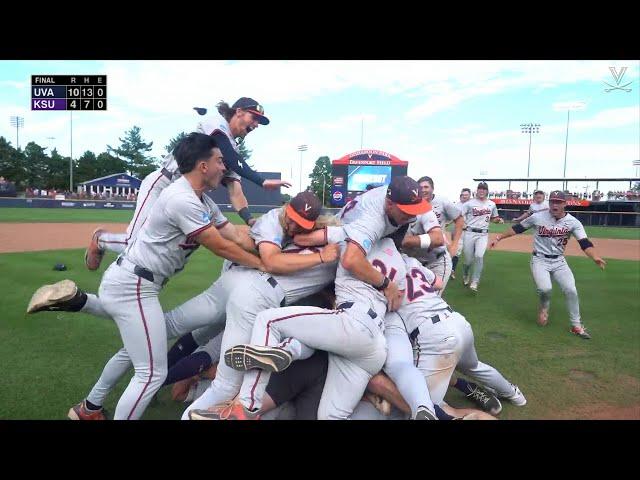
[412,309,515,405]
[181,270,312,420]
[232,302,387,420]
[462,231,489,284]
[530,255,582,327]
[383,311,434,418]
[98,170,170,254]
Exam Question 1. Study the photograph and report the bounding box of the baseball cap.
[386,176,431,216]
[286,191,322,230]
[533,189,544,195]
[477,182,489,190]
[232,97,270,125]
[549,190,566,201]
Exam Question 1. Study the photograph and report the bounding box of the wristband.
[375,276,390,291]
[238,207,253,225]
[419,233,432,249]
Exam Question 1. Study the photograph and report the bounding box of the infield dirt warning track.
[0,222,638,260]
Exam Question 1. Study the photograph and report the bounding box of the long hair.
[216,101,235,123]
[278,206,342,232]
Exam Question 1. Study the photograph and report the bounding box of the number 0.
[96,100,104,108]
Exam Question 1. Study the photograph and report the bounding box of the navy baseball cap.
[287,191,322,230]
[386,176,431,216]
[533,189,545,195]
[549,190,566,201]
[232,97,270,125]
[477,182,489,190]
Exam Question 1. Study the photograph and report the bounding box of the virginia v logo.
[604,67,632,92]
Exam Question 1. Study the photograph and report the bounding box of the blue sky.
[0,60,638,198]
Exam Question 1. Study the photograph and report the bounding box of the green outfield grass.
[2,207,639,239]
[0,246,638,420]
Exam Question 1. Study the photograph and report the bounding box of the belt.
[410,307,453,340]
[429,306,453,324]
[266,276,287,307]
[337,302,377,319]
[532,252,561,259]
[116,256,168,287]
[464,227,488,234]
[161,168,173,180]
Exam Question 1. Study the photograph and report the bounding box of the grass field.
[1,245,638,419]
[1,207,638,240]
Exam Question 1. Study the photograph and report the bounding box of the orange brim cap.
[286,204,315,230]
[396,199,431,216]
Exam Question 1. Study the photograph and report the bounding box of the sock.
[167,333,199,368]
[434,404,455,420]
[163,351,213,386]
[452,256,459,271]
[85,399,102,411]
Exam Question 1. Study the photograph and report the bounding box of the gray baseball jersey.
[461,198,499,230]
[405,210,442,264]
[125,176,228,278]
[430,195,462,228]
[520,211,588,256]
[197,112,241,182]
[333,186,408,255]
[250,207,337,304]
[528,200,549,214]
[396,255,449,333]
[336,237,407,320]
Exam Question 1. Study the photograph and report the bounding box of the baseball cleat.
[415,406,437,420]
[463,275,470,286]
[27,279,86,313]
[537,307,549,326]
[469,282,478,292]
[224,344,292,373]
[463,383,502,415]
[570,325,591,340]
[503,384,527,406]
[450,271,456,280]
[85,228,106,271]
[188,401,260,421]
[68,400,108,420]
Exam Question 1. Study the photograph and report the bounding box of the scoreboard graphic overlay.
[31,75,107,111]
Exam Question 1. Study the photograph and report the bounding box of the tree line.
[0,126,187,191]
[1,124,334,206]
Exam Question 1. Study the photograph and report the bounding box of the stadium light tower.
[554,101,586,191]
[9,116,24,149]
[520,123,540,194]
[298,144,308,192]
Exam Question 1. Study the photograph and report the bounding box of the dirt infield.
[0,223,639,260]
[0,223,128,253]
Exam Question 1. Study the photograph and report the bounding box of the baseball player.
[450,188,471,280]
[460,182,504,291]
[513,189,549,223]
[391,253,527,410]
[178,191,342,420]
[490,190,606,339]
[86,97,291,270]
[402,176,464,293]
[187,176,431,420]
[192,237,407,420]
[27,133,267,420]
